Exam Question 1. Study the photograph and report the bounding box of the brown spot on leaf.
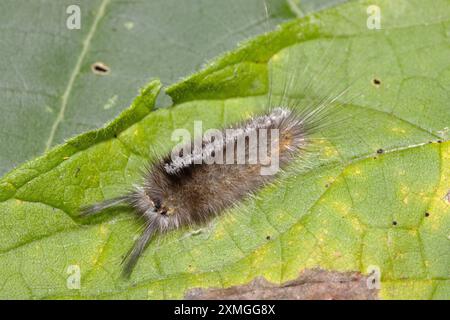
[91,62,110,75]
[185,269,379,300]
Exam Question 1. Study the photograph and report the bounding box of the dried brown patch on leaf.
[185,269,379,300]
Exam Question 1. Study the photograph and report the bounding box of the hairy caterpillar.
[81,104,336,277]
[81,12,356,278]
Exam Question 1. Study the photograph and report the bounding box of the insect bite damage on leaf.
[91,62,110,75]
[372,78,381,87]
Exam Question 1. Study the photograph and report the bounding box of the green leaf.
[0,0,352,176]
[2,0,330,176]
[0,0,449,299]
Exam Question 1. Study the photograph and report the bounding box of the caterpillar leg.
[121,222,157,278]
[79,196,129,216]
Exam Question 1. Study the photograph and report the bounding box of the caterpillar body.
[81,16,352,277]
[81,105,328,277]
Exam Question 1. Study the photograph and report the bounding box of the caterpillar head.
[130,184,180,229]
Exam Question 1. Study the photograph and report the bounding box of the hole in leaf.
[372,78,381,87]
[91,62,110,75]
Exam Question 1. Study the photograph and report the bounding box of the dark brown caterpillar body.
[82,107,317,276]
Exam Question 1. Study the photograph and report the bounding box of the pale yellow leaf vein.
[44,0,110,151]
[286,0,305,18]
